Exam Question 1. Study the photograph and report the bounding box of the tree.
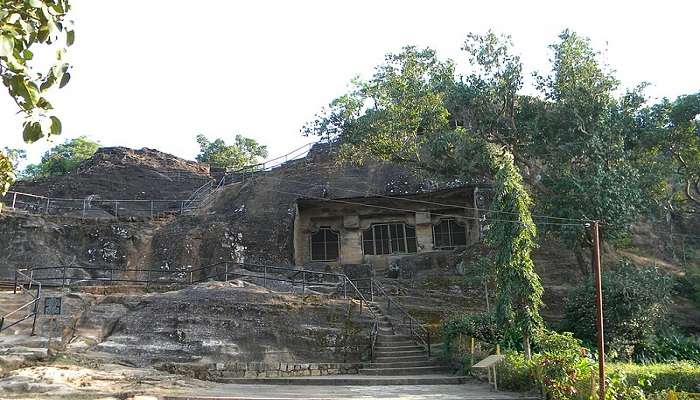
[195,134,268,170]
[528,31,653,273]
[304,44,543,356]
[0,150,14,197]
[2,147,26,169]
[21,136,99,179]
[0,0,74,194]
[1,0,74,143]
[563,261,673,356]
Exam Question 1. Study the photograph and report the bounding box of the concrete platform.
[160,382,540,399]
[215,374,468,385]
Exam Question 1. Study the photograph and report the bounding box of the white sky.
[1,0,699,167]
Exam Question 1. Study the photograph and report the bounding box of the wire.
[257,173,592,223]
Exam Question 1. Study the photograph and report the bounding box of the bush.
[633,331,700,364]
[608,362,700,393]
[563,260,673,355]
[496,330,594,400]
[497,352,538,392]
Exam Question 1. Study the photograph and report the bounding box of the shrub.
[608,362,700,393]
[497,330,594,400]
[563,260,673,355]
[532,331,594,399]
[497,352,538,392]
[633,331,700,364]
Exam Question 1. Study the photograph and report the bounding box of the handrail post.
[45,198,50,214]
[370,279,374,302]
[30,291,38,336]
[343,276,347,299]
[427,330,431,358]
[11,192,17,208]
[13,269,17,294]
[225,262,229,282]
[189,270,193,284]
[180,200,184,214]
[82,199,87,218]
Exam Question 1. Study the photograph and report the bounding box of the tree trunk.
[523,333,532,360]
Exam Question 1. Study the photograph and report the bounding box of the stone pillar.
[415,211,433,252]
[341,215,363,264]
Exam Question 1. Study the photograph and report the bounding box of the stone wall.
[159,361,362,381]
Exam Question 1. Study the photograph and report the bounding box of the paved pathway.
[161,382,539,399]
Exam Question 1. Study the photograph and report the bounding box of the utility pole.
[592,221,605,399]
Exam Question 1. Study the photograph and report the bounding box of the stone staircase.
[357,301,464,383]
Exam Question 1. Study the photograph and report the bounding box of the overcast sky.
[1,0,699,167]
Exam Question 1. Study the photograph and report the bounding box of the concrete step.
[366,360,437,368]
[374,345,424,352]
[375,340,415,347]
[214,374,469,385]
[359,365,450,376]
[375,349,425,357]
[377,334,411,341]
[375,354,431,363]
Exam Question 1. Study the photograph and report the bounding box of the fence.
[0,268,41,335]
[16,261,380,359]
[216,142,316,188]
[1,191,199,219]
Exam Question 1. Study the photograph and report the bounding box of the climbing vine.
[485,153,543,357]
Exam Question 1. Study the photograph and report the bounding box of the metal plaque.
[44,297,62,315]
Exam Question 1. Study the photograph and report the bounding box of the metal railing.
[371,279,432,358]
[182,180,215,211]
[1,268,41,335]
[15,261,380,358]
[1,191,199,219]
[152,170,211,183]
[216,142,316,188]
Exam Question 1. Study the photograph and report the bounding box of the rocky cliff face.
[10,147,211,200]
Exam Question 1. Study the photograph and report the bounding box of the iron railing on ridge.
[17,261,380,359]
[371,279,432,359]
[216,142,316,188]
[1,191,198,219]
[1,268,41,335]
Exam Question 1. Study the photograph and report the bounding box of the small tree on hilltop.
[195,134,268,171]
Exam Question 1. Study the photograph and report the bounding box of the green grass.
[608,362,700,393]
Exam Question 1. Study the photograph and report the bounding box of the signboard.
[44,297,62,315]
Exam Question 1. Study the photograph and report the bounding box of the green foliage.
[531,331,594,399]
[487,158,544,346]
[2,147,26,170]
[608,362,700,394]
[0,149,15,196]
[496,330,594,400]
[1,0,74,143]
[633,331,700,364]
[21,136,99,179]
[563,261,674,355]
[195,134,268,170]
[443,312,499,348]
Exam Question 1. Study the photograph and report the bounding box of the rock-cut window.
[362,223,417,255]
[310,227,340,261]
[432,218,467,249]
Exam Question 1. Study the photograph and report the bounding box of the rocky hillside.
[1,143,698,332]
[10,147,211,200]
